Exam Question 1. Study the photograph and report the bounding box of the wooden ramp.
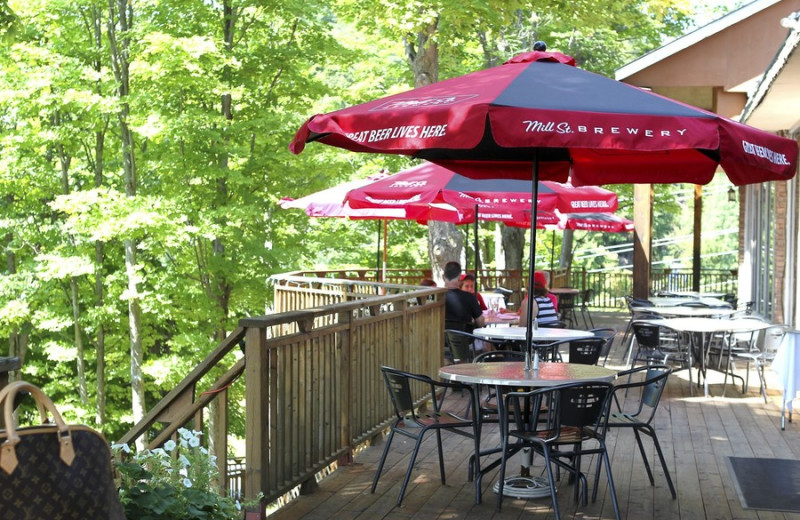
[268,313,800,519]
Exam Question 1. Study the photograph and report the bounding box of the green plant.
[113,429,241,520]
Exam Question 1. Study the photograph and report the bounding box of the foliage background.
[0,0,737,444]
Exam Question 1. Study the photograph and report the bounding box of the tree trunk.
[5,234,28,379]
[502,227,525,270]
[108,0,145,449]
[405,18,464,279]
[91,4,108,426]
[427,221,464,283]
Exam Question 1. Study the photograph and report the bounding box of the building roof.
[741,13,800,133]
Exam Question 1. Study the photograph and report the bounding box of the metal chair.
[567,336,606,365]
[556,292,579,328]
[598,365,676,499]
[372,366,480,506]
[629,321,691,389]
[589,327,617,366]
[730,324,789,402]
[445,329,503,363]
[471,350,526,422]
[497,381,620,519]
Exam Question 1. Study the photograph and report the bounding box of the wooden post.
[338,309,353,466]
[244,326,268,519]
[693,185,702,292]
[633,184,653,299]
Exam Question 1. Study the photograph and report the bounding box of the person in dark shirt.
[443,261,485,332]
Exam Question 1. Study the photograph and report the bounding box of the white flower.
[179,428,193,441]
[111,443,131,454]
[189,436,200,448]
[235,501,242,511]
[163,440,177,452]
[183,478,193,488]
[179,455,191,467]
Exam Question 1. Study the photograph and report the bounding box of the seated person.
[458,272,487,311]
[519,271,561,328]
[443,261,484,333]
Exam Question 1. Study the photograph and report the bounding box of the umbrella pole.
[383,220,388,283]
[474,203,480,288]
[376,220,382,282]
[550,230,555,272]
[524,151,540,371]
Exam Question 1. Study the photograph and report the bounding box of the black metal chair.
[629,321,691,390]
[471,350,526,422]
[372,366,480,506]
[589,327,617,366]
[567,336,605,365]
[445,329,504,363]
[597,365,676,499]
[497,381,620,519]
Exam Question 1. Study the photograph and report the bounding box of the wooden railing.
[281,267,737,311]
[120,276,445,518]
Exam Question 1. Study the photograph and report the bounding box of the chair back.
[631,321,661,349]
[582,288,594,306]
[445,329,476,363]
[611,365,671,424]
[639,366,671,411]
[568,337,604,365]
[761,324,790,355]
[473,350,525,363]
[381,367,417,418]
[505,382,612,438]
[557,382,612,430]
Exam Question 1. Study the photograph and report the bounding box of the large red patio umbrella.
[290,47,798,368]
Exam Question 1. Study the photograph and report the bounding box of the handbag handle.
[0,381,75,475]
[0,383,49,424]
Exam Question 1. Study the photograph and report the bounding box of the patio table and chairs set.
[373,310,679,519]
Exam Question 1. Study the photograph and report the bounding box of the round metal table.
[439,361,616,500]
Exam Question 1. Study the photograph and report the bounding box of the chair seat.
[404,412,474,429]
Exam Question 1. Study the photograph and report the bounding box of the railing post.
[338,309,353,466]
[244,325,269,519]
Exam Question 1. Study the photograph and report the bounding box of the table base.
[493,475,552,499]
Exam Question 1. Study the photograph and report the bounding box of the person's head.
[459,272,477,294]
[533,271,549,296]
[443,261,462,283]
[420,278,436,287]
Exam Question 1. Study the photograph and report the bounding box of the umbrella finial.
[533,41,547,51]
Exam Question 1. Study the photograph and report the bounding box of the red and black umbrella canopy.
[290,48,797,367]
[344,162,618,216]
[291,51,797,187]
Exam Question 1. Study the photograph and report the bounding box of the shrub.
[113,429,241,520]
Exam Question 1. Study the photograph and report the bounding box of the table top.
[472,326,594,342]
[439,361,617,387]
[482,310,520,326]
[646,296,732,308]
[642,317,772,334]
[636,306,738,318]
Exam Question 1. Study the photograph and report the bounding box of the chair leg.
[645,425,677,499]
[371,428,396,494]
[397,434,427,506]
[542,448,562,520]
[601,446,621,520]
[633,429,656,485]
[433,429,447,485]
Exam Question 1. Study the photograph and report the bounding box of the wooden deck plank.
[268,313,800,520]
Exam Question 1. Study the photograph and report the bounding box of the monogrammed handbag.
[0,381,126,520]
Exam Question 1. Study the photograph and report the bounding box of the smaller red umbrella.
[345,162,618,216]
[560,212,634,232]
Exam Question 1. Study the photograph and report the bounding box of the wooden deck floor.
[268,312,800,519]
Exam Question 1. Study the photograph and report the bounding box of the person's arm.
[519,296,528,325]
